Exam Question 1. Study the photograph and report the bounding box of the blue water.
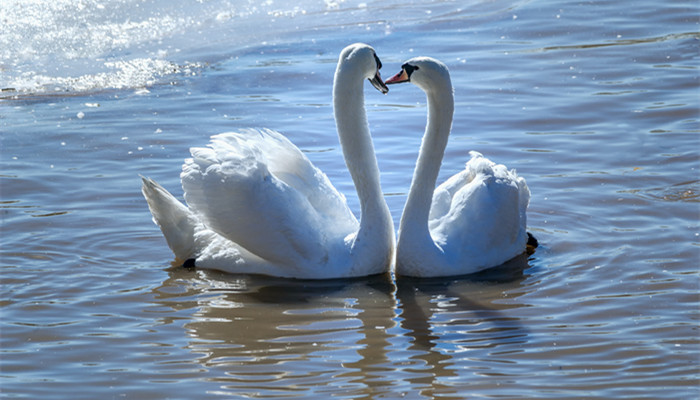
[2,0,699,398]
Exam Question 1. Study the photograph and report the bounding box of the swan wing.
[429,152,529,265]
[181,129,358,267]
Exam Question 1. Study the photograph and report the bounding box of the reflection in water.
[395,254,530,397]
[151,254,532,396]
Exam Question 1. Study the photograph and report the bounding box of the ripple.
[523,31,700,53]
[623,180,700,202]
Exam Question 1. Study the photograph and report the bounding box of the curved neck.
[333,69,388,225]
[399,86,454,236]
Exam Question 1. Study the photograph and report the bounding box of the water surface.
[2,0,699,398]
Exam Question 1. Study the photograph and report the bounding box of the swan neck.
[400,86,454,235]
[333,69,388,224]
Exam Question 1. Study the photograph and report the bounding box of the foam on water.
[1,0,524,94]
[1,0,315,93]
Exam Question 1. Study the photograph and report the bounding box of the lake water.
[2,0,699,398]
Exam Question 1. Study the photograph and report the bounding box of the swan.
[385,57,534,277]
[141,43,394,279]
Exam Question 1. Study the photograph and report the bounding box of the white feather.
[141,43,394,279]
[394,57,531,277]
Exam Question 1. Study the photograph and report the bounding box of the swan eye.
[373,53,382,70]
[402,63,419,79]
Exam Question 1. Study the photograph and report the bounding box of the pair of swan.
[142,43,532,279]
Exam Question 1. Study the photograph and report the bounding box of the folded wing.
[181,129,358,267]
[429,152,530,265]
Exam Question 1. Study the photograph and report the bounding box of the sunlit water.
[2,0,699,398]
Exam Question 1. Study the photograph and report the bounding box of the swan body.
[385,57,530,277]
[142,43,394,279]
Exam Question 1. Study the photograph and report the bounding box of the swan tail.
[526,232,539,254]
[141,176,197,261]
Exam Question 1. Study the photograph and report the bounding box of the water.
[2,0,699,398]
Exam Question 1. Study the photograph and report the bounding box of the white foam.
[4,58,203,94]
[0,0,403,94]
[0,0,211,93]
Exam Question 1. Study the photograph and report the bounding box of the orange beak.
[385,69,409,85]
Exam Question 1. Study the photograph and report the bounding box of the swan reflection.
[152,253,532,396]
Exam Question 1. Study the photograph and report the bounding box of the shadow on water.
[149,252,534,396]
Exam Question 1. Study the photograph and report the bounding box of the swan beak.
[369,71,389,94]
[385,69,409,85]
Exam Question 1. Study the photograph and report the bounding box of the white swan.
[385,57,534,277]
[141,43,394,279]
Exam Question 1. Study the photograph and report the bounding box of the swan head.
[337,43,389,94]
[385,56,452,93]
